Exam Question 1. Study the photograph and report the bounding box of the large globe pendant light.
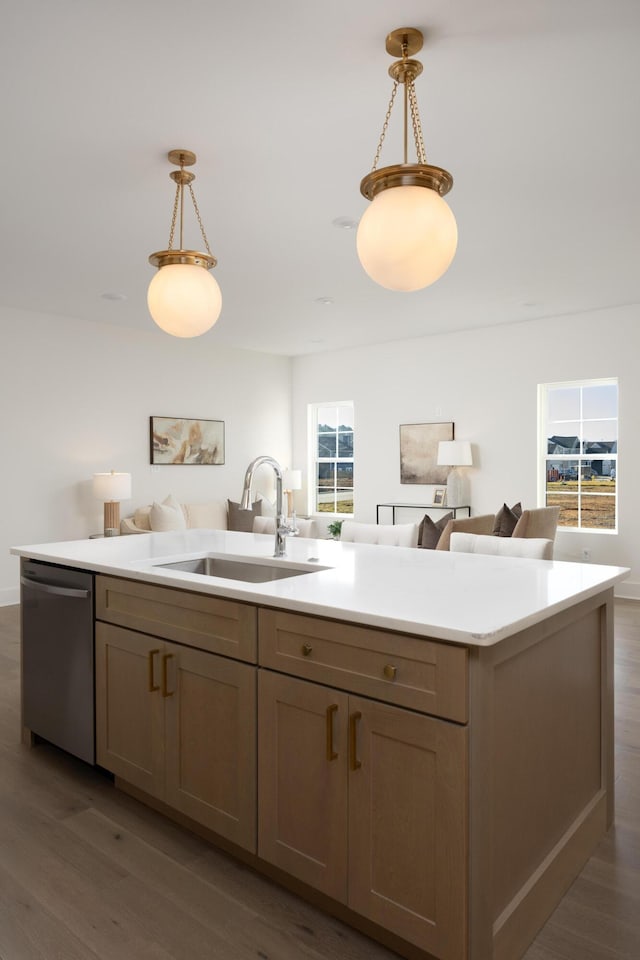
[148,149,222,337]
[357,28,457,292]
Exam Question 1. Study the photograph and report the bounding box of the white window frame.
[307,401,354,518]
[538,378,618,533]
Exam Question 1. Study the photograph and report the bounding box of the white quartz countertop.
[11,529,629,646]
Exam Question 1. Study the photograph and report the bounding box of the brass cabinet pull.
[161,653,175,698]
[349,711,362,771]
[148,649,160,693]
[326,704,338,761]
[302,643,313,657]
[383,663,397,681]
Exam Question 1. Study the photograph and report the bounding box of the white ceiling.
[2,0,639,356]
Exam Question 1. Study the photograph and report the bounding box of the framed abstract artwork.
[150,416,225,465]
[399,421,454,484]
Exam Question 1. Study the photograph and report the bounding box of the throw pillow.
[492,501,523,537]
[227,498,262,532]
[256,493,276,518]
[419,511,453,549]
[149,494,187,532]
[184,501,227,530]
[133,505,152,531]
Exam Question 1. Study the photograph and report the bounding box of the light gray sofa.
[120,495,322,538]
[121,498,230,534]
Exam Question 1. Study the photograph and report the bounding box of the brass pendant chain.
[188,183,213,258]
[371,81,399,171]
[369,77,428,170]
[166,161,212,256]
[168,183,180,250]
[408,78,427,165]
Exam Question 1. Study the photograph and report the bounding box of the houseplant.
[328,519,343,539]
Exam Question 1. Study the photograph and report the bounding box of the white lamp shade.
[147,263,222,338]
[92,471,132,501]
[437,440,473,467]
[283,469,302,490]
[356,185,458,291]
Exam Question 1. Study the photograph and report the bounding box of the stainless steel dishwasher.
[20,558,95,764]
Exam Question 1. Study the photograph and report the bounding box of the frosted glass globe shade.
[357,185,457,291]
[147,264,222,338]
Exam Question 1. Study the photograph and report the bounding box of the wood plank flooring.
[0,601,638,960]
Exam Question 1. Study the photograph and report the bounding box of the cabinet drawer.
[96,576,257,662]
[259,609,467,722]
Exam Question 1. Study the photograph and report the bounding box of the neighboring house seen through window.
[309,402,354,515]
[539,379,618,531]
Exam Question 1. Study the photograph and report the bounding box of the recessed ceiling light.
[100,292,128,301]
[332,217,358,230]
[314,297,334,306]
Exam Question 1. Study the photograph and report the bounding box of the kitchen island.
[11,530,629,960]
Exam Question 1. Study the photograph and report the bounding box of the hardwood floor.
[0,600,638,960]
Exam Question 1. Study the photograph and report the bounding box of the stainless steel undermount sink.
[156,555,330,583]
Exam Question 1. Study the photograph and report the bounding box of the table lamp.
[282,468,302,519]
[93,470,132,537]
[437,441,472,506]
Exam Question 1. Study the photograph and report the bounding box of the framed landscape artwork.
[399,422,454,484]
[150,416,225,465]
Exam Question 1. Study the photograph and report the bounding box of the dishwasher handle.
[20,576,91,600]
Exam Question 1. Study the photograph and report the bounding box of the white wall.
[0,306,292,603]
[291,305,640,598]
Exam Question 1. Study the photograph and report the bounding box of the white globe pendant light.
[357,184,457,291]
[148,150,222,337]
[357,28,457,292]
[148,263,221,338]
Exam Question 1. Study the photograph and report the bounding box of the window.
[309,402,354,515]
[539,379,618,531]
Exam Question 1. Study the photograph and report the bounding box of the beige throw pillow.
[149,494,187,532]
[133,505,152,531]
[184,501,228,530]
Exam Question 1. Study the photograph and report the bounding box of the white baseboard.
[615,580,640,601]
[0,586,19,606]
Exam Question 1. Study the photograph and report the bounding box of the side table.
[376,502,471,524]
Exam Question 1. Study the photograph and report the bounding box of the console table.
[376,502,471,524]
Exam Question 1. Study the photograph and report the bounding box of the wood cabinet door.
[347,696,468,960]
[164,643,257,852]
[95,622,164,797]
[258,670,349,901]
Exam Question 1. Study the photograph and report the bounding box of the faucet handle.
[278,519,298,537]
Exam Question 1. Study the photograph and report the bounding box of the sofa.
[420,504,561,555]
[340,520,420,547]
[120,494,323,539]
[120,493,274,535]
[450,532,554,560]
[252,516,322,539]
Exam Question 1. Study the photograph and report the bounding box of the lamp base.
[103,501,120,537]
[286,490,295,517]
[446,468,467,507]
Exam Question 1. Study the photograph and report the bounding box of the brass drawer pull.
[350,711,362,771]
[326,704,338,761]
[302,643,313,657]
[162,653,175,698]
[148,649,160,693]
[383,663,397,681]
